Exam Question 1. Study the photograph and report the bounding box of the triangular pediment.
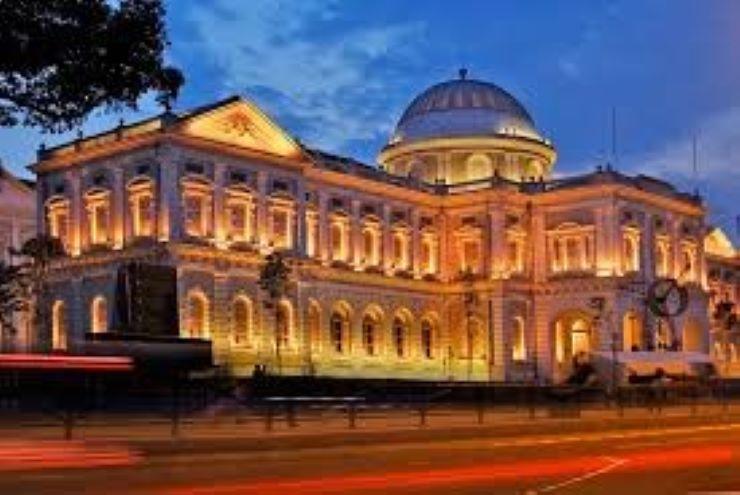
[175,97,301,159]
[705,227,737,258]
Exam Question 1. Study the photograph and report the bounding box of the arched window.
[90,295,108,333]
[362,314,378,356]
[329,310,347,353]
[52,300,67,350]
[421,320,434,359]
[276,300,292,348]
[392,316,408,358]
[571,319,590,356]
[512,317,526,361]
[232,296,252,345]
[186,291,208,339]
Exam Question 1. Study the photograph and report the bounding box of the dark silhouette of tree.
[0,261,27,351]
[10,235,65,350]
[0,0,184,132]
[258,252,291,374]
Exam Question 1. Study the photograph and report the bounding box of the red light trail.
[161,444,735,495]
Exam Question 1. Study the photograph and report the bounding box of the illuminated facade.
[705,228,740,376]
[0,166,36,351]
[31,73,739,382]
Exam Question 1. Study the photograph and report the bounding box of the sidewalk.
[1,402,739,455]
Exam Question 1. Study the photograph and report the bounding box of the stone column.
[669,214,681,279]
[382,204,393,274]
[68,170,82,256]
[212,273,230,366]
[595,203,619,276]
[295,182,307,256]
[489,207,506,278]
[213,163,227,248]
[438,213,449,281]
[256,171,269,249]
[158,154,180,241]
[697,220,707,287]
[642,213,655,280]
[351,199,362,268]
[112,168,125,249]
[531,209,547,283]
[411,209,421,278]
[317,191,329,264]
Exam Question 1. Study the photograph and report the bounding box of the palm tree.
[258,251,291,374]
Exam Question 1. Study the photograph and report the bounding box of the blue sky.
[1,0,739,242]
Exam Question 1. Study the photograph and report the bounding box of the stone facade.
[29,76,738,382]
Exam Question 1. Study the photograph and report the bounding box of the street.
[2,414,740,494]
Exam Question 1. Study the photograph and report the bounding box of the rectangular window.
[228,204,248,241]
[92,204,109,244]
[272,210,290,248]
[131,194,154,237]
[184,195,203,237]
[463,240,480,273]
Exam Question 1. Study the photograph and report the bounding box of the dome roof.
[390,70,543,144]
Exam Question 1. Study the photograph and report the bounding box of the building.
[30,71,738,382]
[705,227,740,376]
[0,164,36,351]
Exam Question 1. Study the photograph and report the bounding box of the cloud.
[184,0,425,158]
[623,107,740,244]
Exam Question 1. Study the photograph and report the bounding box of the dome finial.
[458,67,468,80]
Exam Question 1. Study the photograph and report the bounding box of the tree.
[258,252,291,374]
[0,261,28,351]
[0,0,184,132]
[10,235,65,351]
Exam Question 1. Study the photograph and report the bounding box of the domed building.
[380,69,555,184]
[29,71,738,383]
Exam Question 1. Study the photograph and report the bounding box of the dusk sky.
[2,0,739,242]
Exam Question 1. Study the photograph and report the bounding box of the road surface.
[2,419,740,494]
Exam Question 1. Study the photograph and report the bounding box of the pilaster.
[112,167,124,249]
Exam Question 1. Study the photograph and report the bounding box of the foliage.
[0,0,184,131]
[9,235,66,349]
[258,251,291,306]
[0,261,28,345]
